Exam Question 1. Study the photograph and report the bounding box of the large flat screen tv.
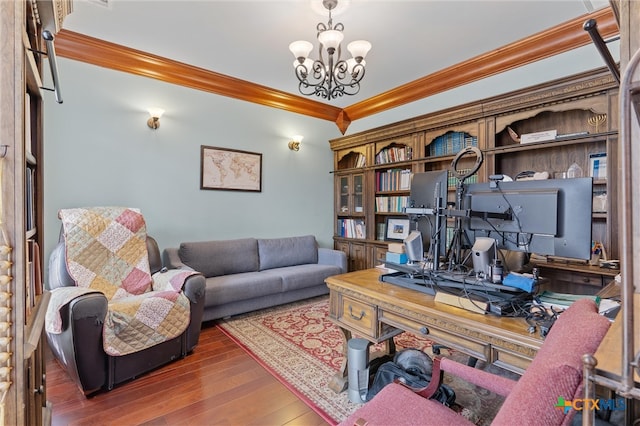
[463,177,593,260]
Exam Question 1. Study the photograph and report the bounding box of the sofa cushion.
[204,272,283,306]
[179,238,259,277]
[257,235,318,271]
[272,264,342,292]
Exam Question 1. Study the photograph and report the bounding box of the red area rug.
[217,296,510,425]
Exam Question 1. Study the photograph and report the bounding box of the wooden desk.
[588,292,640,388]
[582,294,640,425]
[325,268,544,392]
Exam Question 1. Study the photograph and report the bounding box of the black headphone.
[450,146,483,182]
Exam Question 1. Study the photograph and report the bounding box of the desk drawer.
[380,310,489,361]
[337,295,377,339]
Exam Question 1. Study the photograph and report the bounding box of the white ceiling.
[61,0,612,109]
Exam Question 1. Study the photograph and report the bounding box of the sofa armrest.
[162,248,195,271]
[181,273,205,350]
[318,247,347,273]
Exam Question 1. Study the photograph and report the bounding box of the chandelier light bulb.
[347,40,371,62]
[317,29,344,52]
[289,41,313,62]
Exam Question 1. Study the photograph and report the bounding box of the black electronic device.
[406,170,448,266]
[463,177,593,260]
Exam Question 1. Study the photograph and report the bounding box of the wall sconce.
[147,107,165,129]
[288,135,303,151]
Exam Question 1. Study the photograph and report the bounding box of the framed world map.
[200,145,262,192]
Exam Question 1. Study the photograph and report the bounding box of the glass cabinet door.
[353,174,364,213]
[339,176,350,214]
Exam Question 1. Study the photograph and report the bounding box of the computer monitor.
[408,170,448,263]
[463,177,593,260]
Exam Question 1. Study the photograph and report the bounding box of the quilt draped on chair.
[46,207,194,356]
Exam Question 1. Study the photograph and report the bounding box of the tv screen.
[463,177,593,260]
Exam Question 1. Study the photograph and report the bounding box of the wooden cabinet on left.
[0,1,71,424]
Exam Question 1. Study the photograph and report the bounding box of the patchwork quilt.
[45,207,194,356]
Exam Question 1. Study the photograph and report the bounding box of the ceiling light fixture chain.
[289,0,371,100]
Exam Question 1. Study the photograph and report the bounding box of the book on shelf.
[25,168,35,231]
[337,218,366,239]
[376,169,412,191]
[375,196,410,213]
[32,240,42,296]
[376,146,412,164]
[429,132,477,157]
[25,92,32,156]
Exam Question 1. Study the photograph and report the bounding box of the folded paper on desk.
[502,273,536,293]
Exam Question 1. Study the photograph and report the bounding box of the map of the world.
[201,147,261,192]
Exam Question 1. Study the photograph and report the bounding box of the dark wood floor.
[46,321,330,426]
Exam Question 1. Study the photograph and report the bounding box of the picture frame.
[588,152,607,180]
[385,217,411,241]
[200,145,262,192]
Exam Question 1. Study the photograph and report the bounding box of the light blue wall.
[43,40,618,267]
[43,59,341,261]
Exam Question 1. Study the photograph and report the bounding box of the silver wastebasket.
[347,338,372,403]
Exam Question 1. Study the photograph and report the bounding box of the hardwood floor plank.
[47,324,329,426]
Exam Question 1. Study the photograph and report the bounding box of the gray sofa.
[163,235,347,321]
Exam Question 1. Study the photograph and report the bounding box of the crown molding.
[55,7,617,135]
[54,29,344,124]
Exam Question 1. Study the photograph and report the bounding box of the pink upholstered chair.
[339,298,610,426]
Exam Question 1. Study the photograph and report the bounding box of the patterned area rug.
[217,296,515,425]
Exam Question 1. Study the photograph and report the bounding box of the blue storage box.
[385,252,408,264]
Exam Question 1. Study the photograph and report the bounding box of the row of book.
[337,219,366,239]
[375,169,412,192]
[375,146,413,165]
[428,132,478,157]
[353,153,366,168]
[375,196,410,213]
[447,169,478,187]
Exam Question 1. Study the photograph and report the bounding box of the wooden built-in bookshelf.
[330,67,619,291]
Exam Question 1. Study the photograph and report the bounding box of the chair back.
[493,299,610,425]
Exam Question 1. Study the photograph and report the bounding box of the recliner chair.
[46,209,206,396]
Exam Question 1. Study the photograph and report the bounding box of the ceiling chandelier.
[289,0,371,100]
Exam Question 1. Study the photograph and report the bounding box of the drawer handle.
[348,306,366,321]
[420,326,429,335]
